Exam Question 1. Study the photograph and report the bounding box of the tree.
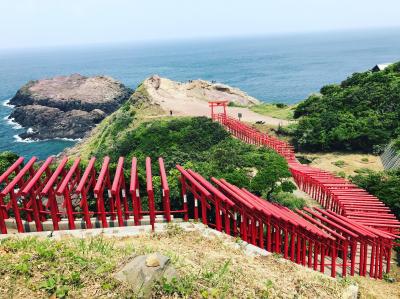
[292,61,400,152]
[0,151,19,174]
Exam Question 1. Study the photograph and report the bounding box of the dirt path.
[144,76,291,126]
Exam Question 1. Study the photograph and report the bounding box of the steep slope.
[64,81,298,210]
[66,76,290,161]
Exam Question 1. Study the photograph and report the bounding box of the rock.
[114,253,177,298]
[140,76,260,118]
[146,254,161,267]
[341,284,359,299]
[148,75,161,90]
[9,74,132,140]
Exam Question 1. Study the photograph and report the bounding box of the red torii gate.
[0,155,397,280]
[209,100,228,120]
[212,108,400,234]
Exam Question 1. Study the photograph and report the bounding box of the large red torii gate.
[209,100,228,120]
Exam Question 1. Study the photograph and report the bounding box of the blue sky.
[1,0,400,49]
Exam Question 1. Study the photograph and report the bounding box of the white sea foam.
[4,116,23,129]
[13,134,35,143]
[2,99,14,108]
[13,134,81,143]
[27,127,34,134]
[56,137,82,142]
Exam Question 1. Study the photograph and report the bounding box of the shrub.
[292,61,400,152]
[270,192,306,210]
[89,117,295,209]
[332,160,346,168]
[0,151,19,174]
[275,103,287,108]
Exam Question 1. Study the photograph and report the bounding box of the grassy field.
[0,225,360,298]
[1,224,399,298]
[297,152,384,177]
[249,103,296,120]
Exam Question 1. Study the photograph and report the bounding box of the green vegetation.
[292,62,400,153]
[0,236,135,298]
[66,82,301,210]
[74,82,164,159]
[0,227,353,298]
[250,103,295,120]
[271,192,306,210]
[332,160,346,168]
[227,101,247,108]
[154,259,233,298]
[80,115,297,209]
[0,151,18,174]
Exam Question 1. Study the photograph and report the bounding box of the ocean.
[1,28,400,159]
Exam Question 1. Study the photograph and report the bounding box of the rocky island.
[9,74,133,140]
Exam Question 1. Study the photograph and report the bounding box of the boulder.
[341,284,359,299]
[9,74,132,140]
[114,253,177,298]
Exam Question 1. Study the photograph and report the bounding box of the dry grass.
[297,152,384,177]
[0,226,345,299]
[1,225,399,298]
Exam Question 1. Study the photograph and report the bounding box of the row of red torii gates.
[0,101,398,280]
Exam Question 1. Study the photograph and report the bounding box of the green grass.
[332,160,347,168]
[250,103,296,120]
[0,236,135,298]
[227,102,248,108]
[271,192,306,210]
[154,259,233,298]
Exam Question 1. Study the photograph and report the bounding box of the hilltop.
[291,62,400,153]
[127,76,290,125]
[66,75,291,160]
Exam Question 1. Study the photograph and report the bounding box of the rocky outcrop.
[9,74,132,140]
[123,76,287,125]
[144,75,260,107]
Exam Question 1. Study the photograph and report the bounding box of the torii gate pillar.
[209,100,228,120]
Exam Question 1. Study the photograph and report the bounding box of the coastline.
[2,99,13,108]
[3,99,81,144]
[12,134,82,144]
[3,115,22,130]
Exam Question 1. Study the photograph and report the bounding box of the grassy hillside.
[68,83,165,160]
[61,82,305,209]
[71,115,301,209]
[0,225,364,298]
[228,102,296,121]
[250,103,296,120]
[292,62,400,153]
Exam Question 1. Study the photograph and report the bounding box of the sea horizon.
[1,27,400,158]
